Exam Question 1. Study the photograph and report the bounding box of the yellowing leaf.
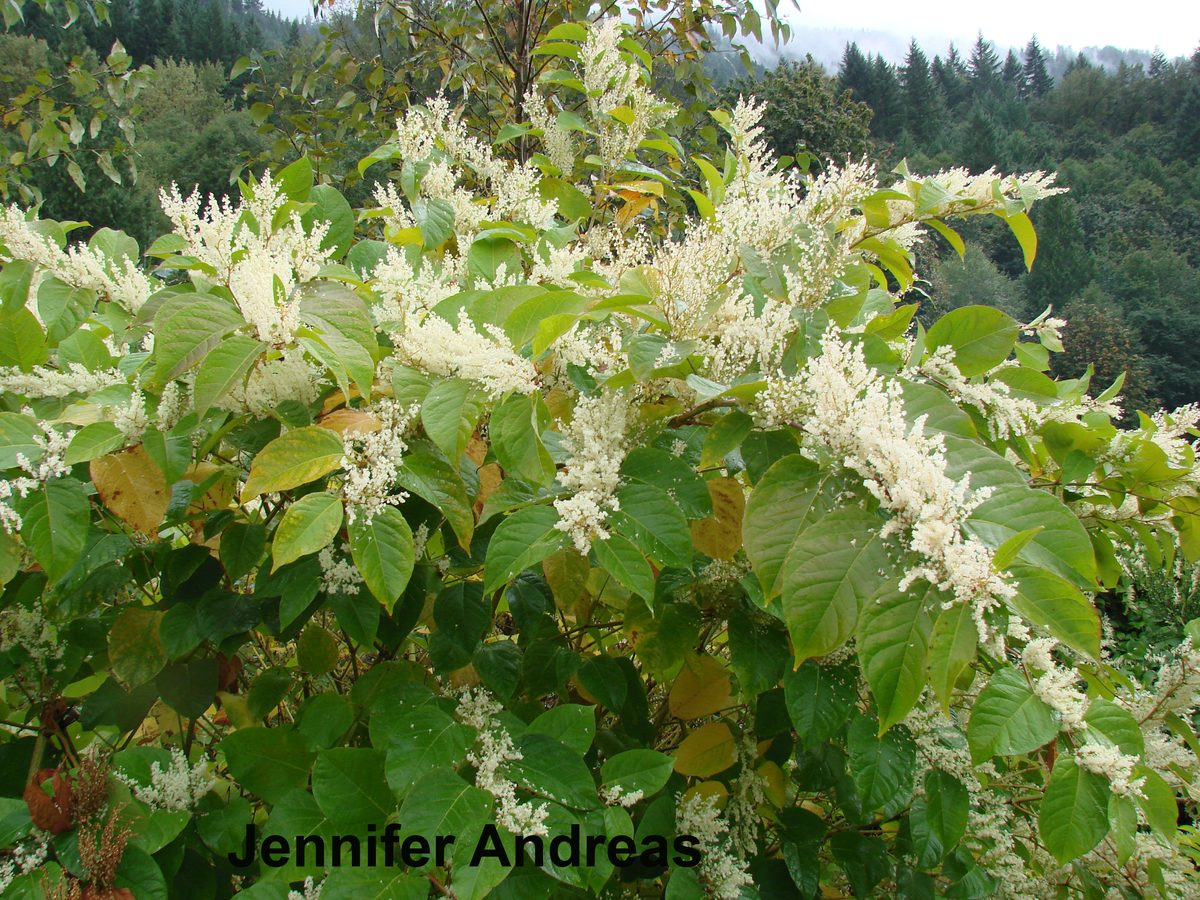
[674,721,737,777]
[758,761,786,807]
[182,461,234,515]
[681,780,728,808]
[90,445,169,535]
[542,548,590,610]
[690,477,745,560]
[669,654,733,719]
[241,426,345,501]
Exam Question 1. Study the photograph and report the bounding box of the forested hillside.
[737,34,1200,414]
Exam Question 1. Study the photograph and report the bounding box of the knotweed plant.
[1,18,1199,899]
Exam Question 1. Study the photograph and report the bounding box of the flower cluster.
[338,399,418,524]
[318,544,363,596]
[756,330,1012,640]
[675,793,753,900]
[117,748,215,811]
[0,830,49,895]
[553,390,630,553]
[393,310,538,399]
[160,171,331,345]
[455,687,549,837]
[0,205,153,313]
[0,420,73,533]
[392,96,557,232]
[577,19,675,167]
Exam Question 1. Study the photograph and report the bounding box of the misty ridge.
[718,23,1168,80]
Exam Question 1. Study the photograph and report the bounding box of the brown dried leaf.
[317,408,381,436]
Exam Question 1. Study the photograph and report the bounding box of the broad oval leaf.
[967,667,1059,763]
[1038,757,1110,863]
[272,491,343,571]
[349,505,415,611]
[242,426,345,500]
[483,504,569,593]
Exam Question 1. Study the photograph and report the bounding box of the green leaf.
[528,705,595,755]
[301,184,354,259]
[298,285,377,400]
[413,198,456,249]
[0,259,34,314]
[743,455,828,598]
[384,707,474,800]
[609,483,692,570]
[967,667,1058,763]
[967,484,1097,588]
[322,871,427,900]
[153,294,243,383]
[192,335,266,417]
[0,308,48,370]
[399,769,492,844]
[312,748,393,829]
[271,492,343,571]
[468,236,522,282]
[0,412,42,469]
[1135,766,1177,838]
[857,580,935,731]
[394,443,475,550]
[421,378,482,463]
[18,478,89,582]
[490,393,554,485]
[36,277,92,345]
[503,291,589,349]
[847,715,916,815]
[727,615,790,697]
[1039,757,1110,863]
[64,422,125,465]
[220,522,266,582]
[109,607,167,689]
[781,507,884,662]
[925,305,1019,377]
[619,448,712,518]
[483,505,569,593]
[507,732,597,809]
[784,660,857,748]
[601,749,674,799]
[592,534,655,601]
[1002,211,1038,270]
[927,603,977,712]
[274,156,312,199]
[910,770,969,867]
[1007,564,1101,658]
[699,410,753,468]
[1083,698,1143,757]
[348,506,415,611]
[241,426,345,500]
[221,728,316,805]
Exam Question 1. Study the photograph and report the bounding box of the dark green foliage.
[721,58,872,164]
[1023,38,1054,97]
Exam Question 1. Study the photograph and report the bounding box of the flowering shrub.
[2,19,1200,899]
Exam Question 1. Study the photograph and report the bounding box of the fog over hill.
[743,24,1165,78]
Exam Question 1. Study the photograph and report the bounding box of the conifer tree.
[969,32,1001,93]
[838,42,872,99]
[867,54,903,138]
[1002,49,1023,89]
[900,40,941,141]
[1023,37,1054,97]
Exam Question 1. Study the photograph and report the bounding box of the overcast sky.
[262,0,1200,58]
